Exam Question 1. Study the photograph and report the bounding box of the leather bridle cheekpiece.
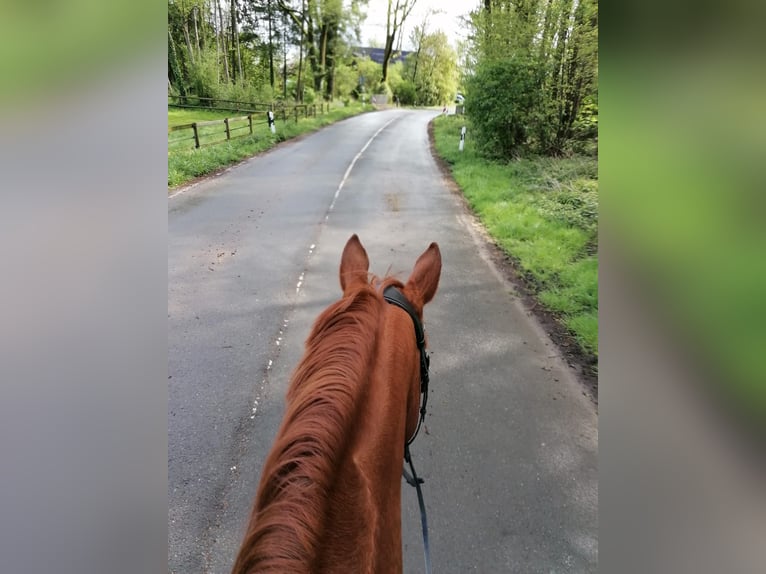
[382,284,432,574]
[382,285,430,446]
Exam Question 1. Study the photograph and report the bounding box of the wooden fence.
[168,95,329,116]
[168,101,324,150]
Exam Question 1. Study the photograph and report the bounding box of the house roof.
[352,47,412,65]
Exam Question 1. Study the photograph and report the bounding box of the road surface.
[168,109,598,573]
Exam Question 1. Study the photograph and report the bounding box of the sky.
[357,0,474,51]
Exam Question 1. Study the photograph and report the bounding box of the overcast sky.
[357,0,474,51]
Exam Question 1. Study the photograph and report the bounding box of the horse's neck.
[234,308,416,574]
[316,313,416,573]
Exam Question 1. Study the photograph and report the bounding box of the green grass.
[432,114,598,357]
[168,102,373,188]
[169,108,256,152]
[168,107,237,126]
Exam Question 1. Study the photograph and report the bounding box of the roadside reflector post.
[267,110,276,134]
[459,126,466,152]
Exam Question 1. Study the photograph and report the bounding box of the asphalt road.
[168,109,598,573]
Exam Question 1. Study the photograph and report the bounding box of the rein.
[383,285,432,574]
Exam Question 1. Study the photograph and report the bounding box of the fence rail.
[169,98,324,150]
[168,95,327,115]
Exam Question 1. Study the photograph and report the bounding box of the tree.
[275,0,367,100]
[168,0,372,104]
[404,30,457,106]
[381,0,417,84]
[464,0,598,155]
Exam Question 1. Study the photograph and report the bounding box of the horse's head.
[233,234,442,574]
[340,234,442,443]
[339,234,441,315]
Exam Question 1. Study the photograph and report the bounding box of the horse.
[231,234,442,574]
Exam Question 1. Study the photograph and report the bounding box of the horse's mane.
[232,277,403,573]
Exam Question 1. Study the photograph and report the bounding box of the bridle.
[383,285,433,574]
[382,285,430,445]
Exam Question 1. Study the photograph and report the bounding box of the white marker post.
[459,126,466,152]
[267,110,276,134]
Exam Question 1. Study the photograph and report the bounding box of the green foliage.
[168,0,371,107]
[168,102,371,187]
[302,86,317,105]
[466,58,542,157]
[373,82,393,99]
[466,0,598,157]
[187,52,220,100]
[355,57,382,94]
[333,62,359,100]
[404,30,459,106]
[385,62,405,94]
[394,80,417,105]
[432,114,598,356]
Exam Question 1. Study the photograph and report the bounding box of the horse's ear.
[339,234,370,292]
[405,242,442,310]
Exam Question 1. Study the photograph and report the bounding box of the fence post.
[192,123,200,149]
[248,114,253,135]
[224,118,230,140]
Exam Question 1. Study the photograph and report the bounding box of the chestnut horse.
[231,235,441,574]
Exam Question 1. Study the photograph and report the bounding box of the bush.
[187,52,220,100]
[373,81,393,100]
[302,86,317,104]
[466,58,545,158]
[394,80,416,105]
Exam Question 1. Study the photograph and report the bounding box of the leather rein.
[383,285,433,574]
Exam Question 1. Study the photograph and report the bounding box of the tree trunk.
[318,23,329,93]
[168,28,187,97]
[537,0,555,67]
[297,0,305,102]
[305,1,320,93]
[192,5,201,60]
[217,0,230,83]
[325,23,337,100]
[411,18,428,83]
[382,0,417,84]
[268,0,275,88]
[181,2,196,65]
[282,9,287,98]
[230,0,237,82]
[550,0,573,103]
[214,0,221,82]
[382,33,394,83]
[557,0,589,145]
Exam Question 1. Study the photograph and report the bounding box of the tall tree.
[408,10,430,82]
[465,0,598,155]
[216,0,231,83]
[382,0,417,84]
[404,30,457,106]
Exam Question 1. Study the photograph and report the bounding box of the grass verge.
[168,102,372,188]
[432,114,598,359]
